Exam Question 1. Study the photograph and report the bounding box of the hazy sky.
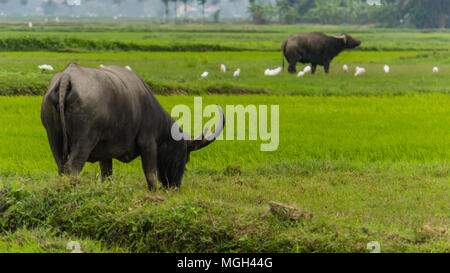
[0,0,253,19]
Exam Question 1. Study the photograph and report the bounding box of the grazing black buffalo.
[282,32,361,74]
[41,63,224,191]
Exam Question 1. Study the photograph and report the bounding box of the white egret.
[343,64,349,72]
[354,66,366,77]
[38,64,54,72]
[297,71,305,77]
[233,68,240,77]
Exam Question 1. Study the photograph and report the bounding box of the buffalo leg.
[63,147,90,175]
[311,64,317,74]
[100,159,113,181]
[324,63,330,74]
[288,60,297,73]
[139,141,158,191]
[63,137,97,176]
[286,52,299,73]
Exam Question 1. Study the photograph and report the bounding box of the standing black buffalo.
[282,32,361,74]
[41,63,224,191]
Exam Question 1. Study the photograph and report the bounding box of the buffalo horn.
[187,105,225,152]
[333,34,347,44]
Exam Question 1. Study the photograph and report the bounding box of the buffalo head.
[158,105,225,188]
[336,33,361,49]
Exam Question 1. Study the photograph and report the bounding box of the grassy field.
[0,95,449,173]
[0,23,448,96]
[0,23,448,253]
[0,51,449,96]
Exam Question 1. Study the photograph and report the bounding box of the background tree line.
[250,0,449,28]
[0,0,447,28]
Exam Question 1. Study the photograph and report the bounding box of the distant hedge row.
[1,72,448,97]
[0,37,246,53]
[0,72,49,96]
[0,73,264,96]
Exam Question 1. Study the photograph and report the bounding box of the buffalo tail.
[281,40,287,71]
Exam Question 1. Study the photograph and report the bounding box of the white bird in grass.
[432,66,439,73]
[266,67,282,76]
[38,64,54,72]
[220,64,226,72]
[201,71,209,78]
[233,68,240,78]
[354,66,366,77]
[100,64,105,68]
[384,65,390,73]
[273,67,282,73]
[297,71,305,77]
[343,64,349,72]
[265,70,275,76]
[125,65,132,71]
[303,66,312,73]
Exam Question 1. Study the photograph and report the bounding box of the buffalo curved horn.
[333,34,347,44]
[187,105,225,152]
